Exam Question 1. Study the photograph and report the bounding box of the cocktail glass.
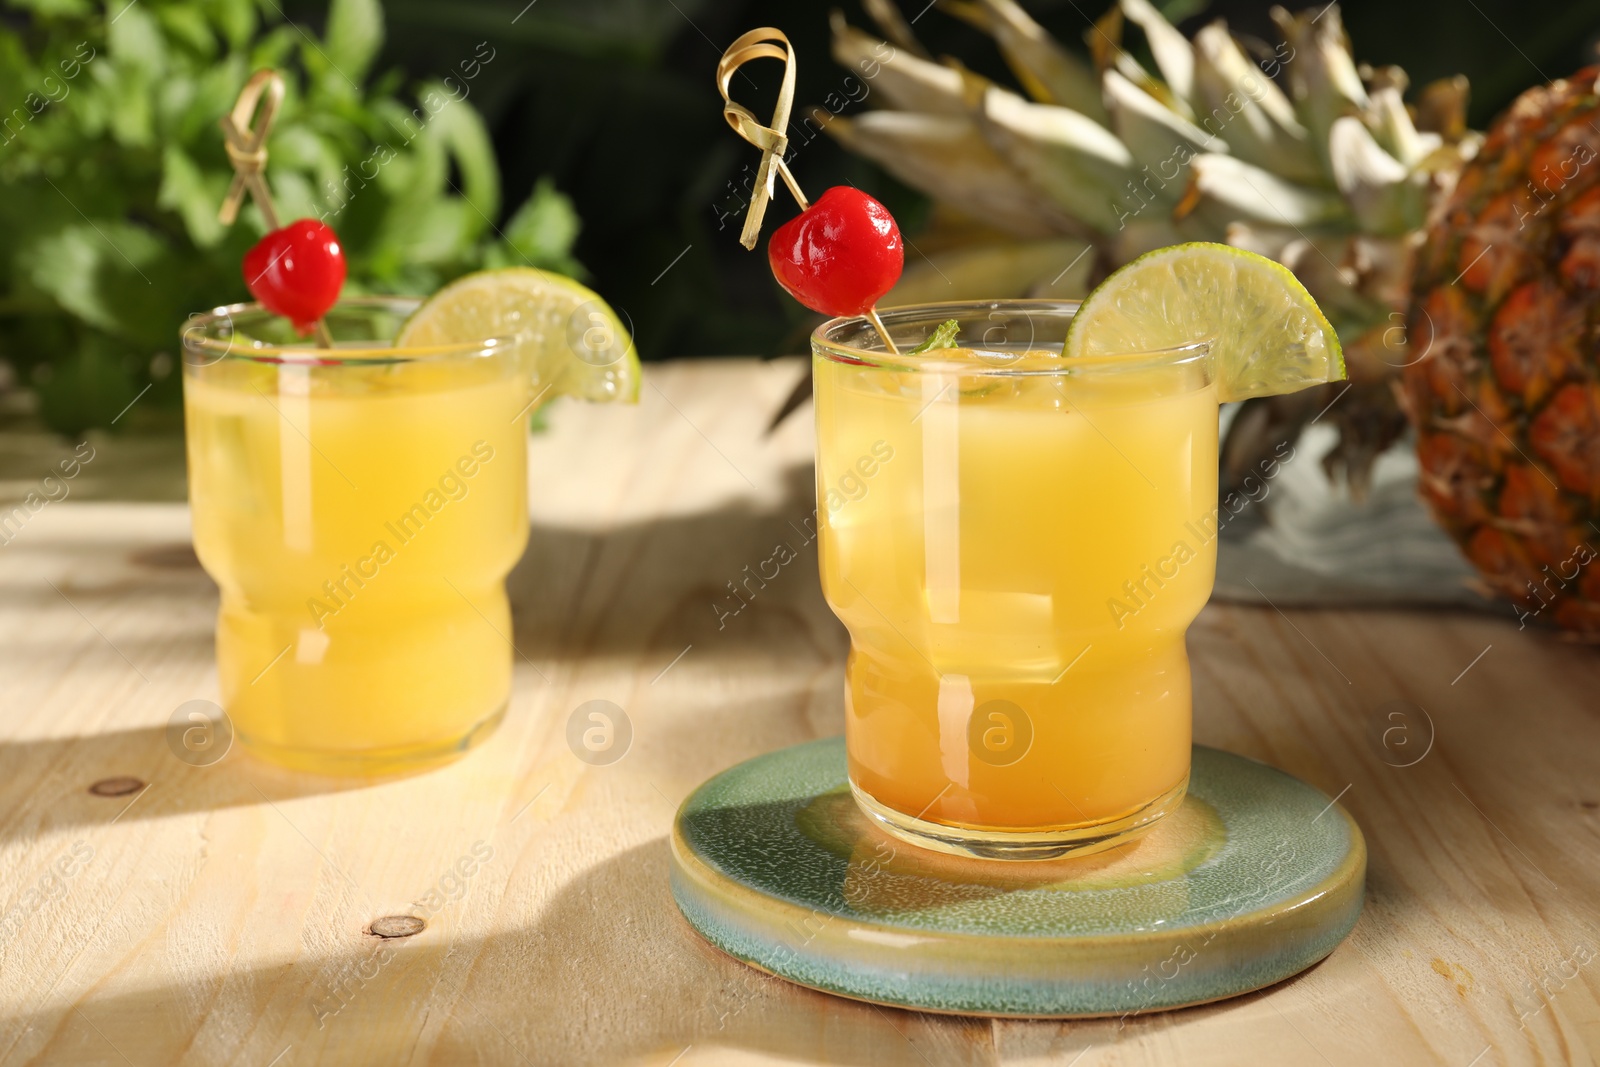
[813,300,1217,859]
[181,297,530,774]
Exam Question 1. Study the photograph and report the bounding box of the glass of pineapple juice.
[181,297,530,775]
[814,301,1217,859]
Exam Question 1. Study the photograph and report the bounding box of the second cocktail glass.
[814,301,1218,859]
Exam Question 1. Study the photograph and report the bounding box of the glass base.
[237,700,507,777]
[849,774,1191,861]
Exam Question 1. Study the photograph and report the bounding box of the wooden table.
[1,359,1595,1066]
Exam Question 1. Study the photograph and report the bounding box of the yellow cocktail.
[814,301,1217,858]
[182,298,529,774]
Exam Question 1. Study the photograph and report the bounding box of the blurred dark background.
[344,0,1600,361]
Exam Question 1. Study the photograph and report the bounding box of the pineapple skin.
[1404,67,1600,635]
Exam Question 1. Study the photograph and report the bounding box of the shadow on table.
[503,460,832,657]
[1,832,1345,1066]
[0,461,839,843]
[0,837,993,1065]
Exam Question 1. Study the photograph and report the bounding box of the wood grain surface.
[0,358,1595,1066]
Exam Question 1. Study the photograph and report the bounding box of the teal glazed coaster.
[670,738,1365,1018]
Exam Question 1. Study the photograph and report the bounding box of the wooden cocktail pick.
[717,29,808,253]
[717,28,902,357]
[218,70,283,230]
[218,70,334,348]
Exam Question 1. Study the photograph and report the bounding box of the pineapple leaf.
[890,239,1097,304]
[1414,76,1471,142]
[1191,23,1324,185]
[1270,5,1370,170]
[978,88,1136,233]
[940,0,1109,124]
[1177,153,1349,229]
[1088,5,1186,116]
[1119,0,1196,108]
[1103,68,1224,192]
[863,0,933,60]
[821,110,1092,239]
[1367,86,1440,167]
[1327,117,1428,235]
[828,13,967,116]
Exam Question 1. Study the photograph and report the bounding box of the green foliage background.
[0,0,582,435]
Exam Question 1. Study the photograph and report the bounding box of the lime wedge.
[1062,243,1343,401]
[396,267,640,403]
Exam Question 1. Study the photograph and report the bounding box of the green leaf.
[27,224,124,334]
[158,5,217,58]
[35,341,135,438]
[249,24,299,71]
[0,0,587,432]
[324,0,385,85]
[392,99,447,199]
[204,0,257,51]
[155,70,201,140]
[1155,0,1208,21]
[25,220,165,338]
[269,169,323,229]
[9,0,94,15]
[417,80,498,229]
[158,145,227,248]
[270,124,346,197]
[376,198,475,265]
[910,319,961,354]
[0,34,31,108]
[107,3,166,74]
[102,62,156,147]
[177,53,246,142]
[489,178,582,273]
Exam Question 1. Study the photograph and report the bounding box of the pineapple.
[1402,67,1600,635]
[819,0,1478,493]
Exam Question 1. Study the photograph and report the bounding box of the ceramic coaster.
[670,738,1365,1018]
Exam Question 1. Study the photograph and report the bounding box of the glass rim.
[181,295,521,367]
[812,299,1212,378]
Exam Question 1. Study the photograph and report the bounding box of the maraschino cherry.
[242,219,346,334]
[717,28,903,349]
[768,187,903,317]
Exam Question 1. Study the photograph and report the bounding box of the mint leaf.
[487,178,583,275]
[158,145,227,248]
[158,6,218,58]
[910,319,961,354]
[324,0,384,86]
[26,222,163,337]
[419,79,500,226]
[107,4,165,74]
[207,0,258,51]
[10,0,95,14]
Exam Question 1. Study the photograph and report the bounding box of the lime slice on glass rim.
[396,267,640,404]
[1061,242,1343,400]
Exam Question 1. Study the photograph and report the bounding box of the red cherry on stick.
[243,219,346,333]
[768,186,903,317]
